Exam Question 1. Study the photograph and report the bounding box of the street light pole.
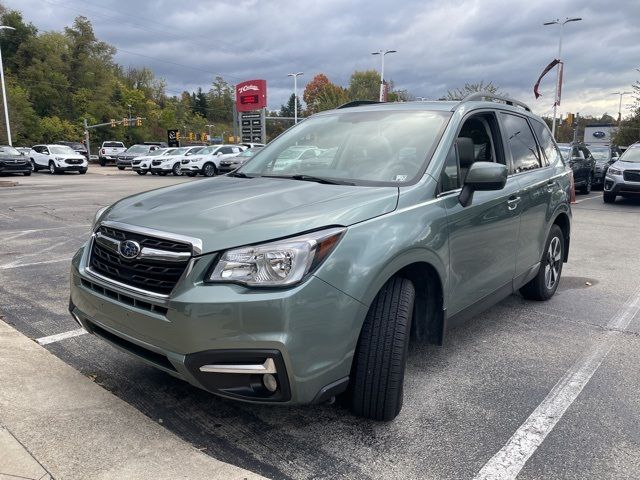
[544,17,581,139]
[205,124,214,141]
[287,72,303,124]
[371,49,396,102]
[611,91,632,124]
[0,26,16,146]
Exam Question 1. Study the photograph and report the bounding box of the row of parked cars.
[112,142,264,177]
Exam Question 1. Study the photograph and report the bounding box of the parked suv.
[0,145,31,176]
[31,144,88,174]
[557,143,596,193]
[116,144,159,170]
[69,94,571,421]
[585,144,622,187]
[55,141,88,160]
[149,146,204,176]
[218,146,263,173]
[603,142,640,203]
[184,145,245,176]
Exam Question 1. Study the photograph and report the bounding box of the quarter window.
[500,113,542,173]
[439,145,460,192]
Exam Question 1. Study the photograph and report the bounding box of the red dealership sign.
[236,79,267,112]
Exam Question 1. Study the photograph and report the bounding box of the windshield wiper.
[262,174,355,185]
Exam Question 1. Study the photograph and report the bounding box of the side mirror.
[459,162,508,207]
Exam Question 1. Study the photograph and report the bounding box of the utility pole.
[572,112,579,143]
[287,72,303,124]
[371,49,396,102]
[0,26,16,145]
[611,91,632,124]
[83,119,90,159]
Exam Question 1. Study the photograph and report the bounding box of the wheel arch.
[551,211,571,262]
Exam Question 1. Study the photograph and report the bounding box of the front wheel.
[172,163,182,176]
[158,171,168,176]
[520,224,564,301]
[117,166,125,171]
[49,162,58,175]
[203,163,217,177]
[23,170,31,176]
[349,277,415,421]
[603,191,616,203]
[137,170,147,175]
[31,160,39,172]
[79,169,87,174]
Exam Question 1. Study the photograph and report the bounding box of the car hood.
[101,176,399,254]
[613,160,640,170]
[57,153,86,160]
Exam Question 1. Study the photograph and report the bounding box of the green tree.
[280,94,302,118]
[348,70,380,101]
[315,83,349,111]
[0,8,38,72]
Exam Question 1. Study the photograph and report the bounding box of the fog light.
[263,373,278,392]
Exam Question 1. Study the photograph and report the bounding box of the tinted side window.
[500,113,541,173]
[531,119,563,166]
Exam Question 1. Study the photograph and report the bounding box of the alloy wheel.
[544,236,562,290]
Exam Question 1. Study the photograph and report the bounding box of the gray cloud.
[6,0,640,117]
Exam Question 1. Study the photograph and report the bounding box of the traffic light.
[123,117,129,127]
[110,119,116,128]
[188,132,195,141]
[136,117,142,127]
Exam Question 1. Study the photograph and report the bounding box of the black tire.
[99,158,106,167]
[23,170,31,176]
[49,162,57,175]
[203,162,217,177]
[520,224,564,301]
[31,159,38,172]
[186,173,196,177]
[579,174,592,194]
[603,191,616,203]
[117,166,125,171]
[158,171,168,176]
[79,169,87,174]
[172,162,182,176]
[350,277,415,421]
[137,170,147,175]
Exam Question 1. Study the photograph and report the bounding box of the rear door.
[570,147,586,184]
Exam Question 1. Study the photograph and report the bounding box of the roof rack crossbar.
[462,92,531,112]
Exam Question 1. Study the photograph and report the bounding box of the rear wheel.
[603,191,616,203]
[203,163,217,177]
[158,171,168,176]
[137,170,147,175]
[172,162,182,176]
[31,159,38,172]
[186,172,196,177]
[99,158,106,167]
[350,277,415,421]
[520,224,564,301]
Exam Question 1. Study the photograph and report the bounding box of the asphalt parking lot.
[1,167,639,480]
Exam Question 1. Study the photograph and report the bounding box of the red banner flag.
[533,59,560,99]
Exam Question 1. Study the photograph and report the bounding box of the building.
[583,123,616,145]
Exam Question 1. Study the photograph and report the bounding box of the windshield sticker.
[394,174,408,182]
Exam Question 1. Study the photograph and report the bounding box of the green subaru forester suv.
[69,94,571,421]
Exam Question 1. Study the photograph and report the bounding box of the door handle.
[507,196,521,210]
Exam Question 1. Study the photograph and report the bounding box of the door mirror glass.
[459,162,508,207]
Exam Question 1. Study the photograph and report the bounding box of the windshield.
[620,147,640,163]
[186,146,204,155]
[0,145,22,156]
[103,142,124,148]
[198,146,220,155]
[166,147,189,156]
[50,145,77,155]
[239,148,262,157]
[588,147,610,161]
[240,110,450,185]
[147,149,166,156]
[126,145,149,154]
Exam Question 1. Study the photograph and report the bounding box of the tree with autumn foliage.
[303,73,331,115]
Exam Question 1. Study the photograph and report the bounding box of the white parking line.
[0,257,73,270]
[474,286,640,480]
[573,194,601,204]
[36,328,87,346]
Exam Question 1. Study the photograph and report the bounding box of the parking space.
[1,172,639,479]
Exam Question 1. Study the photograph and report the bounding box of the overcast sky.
[5,0,639,118]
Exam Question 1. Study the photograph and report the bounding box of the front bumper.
[116,159,133,167]
[56,163,87,171]
[604,174,640,195]
[149,165,173,174]
[0,162,31,173]
[218,164,240,173]
[69,244,363,404]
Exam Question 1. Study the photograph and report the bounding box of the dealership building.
[583,123,616,145]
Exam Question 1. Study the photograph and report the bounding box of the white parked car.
[149,146,205,176]
[132,148,176,175]
[30,144,88,174]
[184,145,245,177]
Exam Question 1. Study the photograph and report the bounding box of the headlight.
[208,227,345,287]
[92,206,108,230]
[56,156,65,162]
[607,168,622,176]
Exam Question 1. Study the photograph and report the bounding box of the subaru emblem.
[119,240,141,259]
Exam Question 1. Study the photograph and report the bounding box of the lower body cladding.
[69,245,365,405]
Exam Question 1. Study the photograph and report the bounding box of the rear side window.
[531,119,563,166]
[500,113,542,173]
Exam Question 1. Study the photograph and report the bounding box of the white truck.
[98,141,127,166]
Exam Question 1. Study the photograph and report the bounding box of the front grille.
[66,158,83,165]
[623,170,640,182]
[89,226,191,295]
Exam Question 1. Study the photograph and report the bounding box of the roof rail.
[462,92,531,112]
[337,100,381,109]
